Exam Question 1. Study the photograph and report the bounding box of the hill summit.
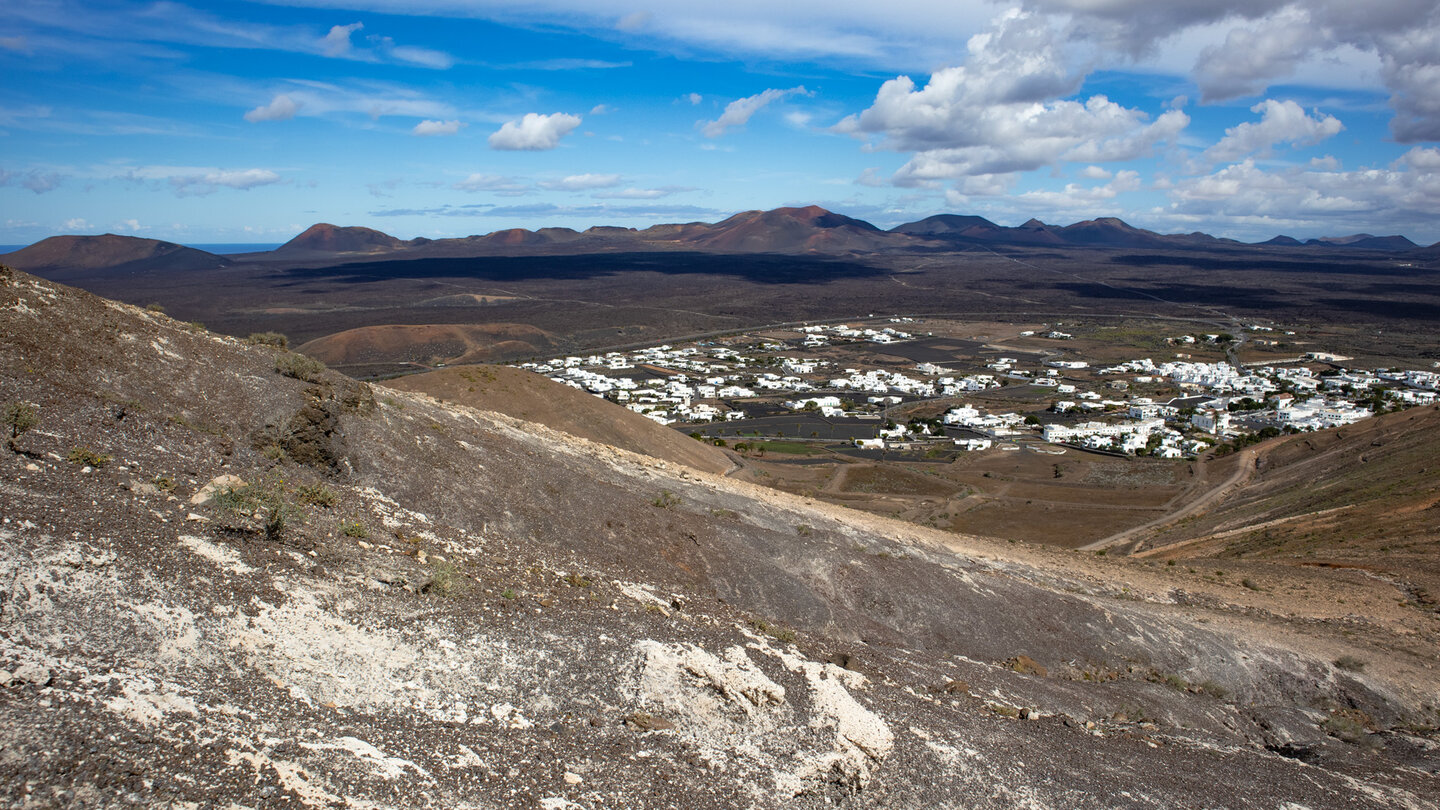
[2,263,1437,806]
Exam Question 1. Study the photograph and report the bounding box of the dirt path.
[1077,448,1258,552]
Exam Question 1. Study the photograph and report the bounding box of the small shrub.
[209,475,302,540]
[296,483,336,507]
[1322,714,1370,745]
[3,400,38,439]
[750,619,797,643]
[1241,578,1263,591]
[66,446,112,467]
[1334,655,1366,672]
[1197,680,1228,699]
[651,490,680,509]
[274,352,327,383]
[795,524,814,537]
[186,321,206,332]
[145,302,166,313]
[501,588,518,600]
[151,475,176,491]
[564,572,592,588]
[425,560,462,597]
[340,520,369,539]
[245,331,290,348]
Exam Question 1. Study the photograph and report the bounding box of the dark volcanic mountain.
[1305,234,1420,251]
[276,222,411,254]
[889,214,1002,239]
[0,234,230,273]
[1060,217,1172,248]
[674,205,910,253]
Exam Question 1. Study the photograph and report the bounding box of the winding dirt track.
[1077,448,1258,552]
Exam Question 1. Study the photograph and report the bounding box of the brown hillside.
[387,365,733,475]
[276,223,407,253]
[0,234,229,273]
[1137,405,1440,588]
[296,322,555,367]
[681,205,916,253]
[3,265,1439,806]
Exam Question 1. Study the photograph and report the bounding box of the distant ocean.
[0,242,282,255]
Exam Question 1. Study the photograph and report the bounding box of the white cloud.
[62,217,91,231]
[590,104,611,115]
[167,169,281,197]
[592,186,694,199]
[386,44,456,69]
[1202,100,1343,164]
[412,119,465,136]
[323,22,363,56]
[1163,152,1440,237]
[244,94,301,123]
[540,173,623,191]
[686,93,703,105]
[856,168,885,187]
[452,173,529,194]
[700,86,808,137]
[488,112,583,150]
[1078,165,1112,180]
[834,9,1192,192]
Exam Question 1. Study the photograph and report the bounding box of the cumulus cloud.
[1163,150,1440,237]
[1201,99,1343,164]
[700,86,808,137]
[837,9,1186,185]
[168,169,281,196]
[412,119,464,136]
[686,93,703,105]
[323,22,363,56]
[539,173,623,191]
[244,94,301,123]
[1078,165,1112,180]
[488,112,583,150]
[62,218,91,231]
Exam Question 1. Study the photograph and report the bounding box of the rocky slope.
[1,265,1437,808]
[386,365,733,476]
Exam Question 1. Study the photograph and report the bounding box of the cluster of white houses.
[515,325,1438,452]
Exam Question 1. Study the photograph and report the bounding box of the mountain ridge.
[9,207,1435,274]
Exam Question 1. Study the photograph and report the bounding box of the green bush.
[340,519,369,538]
[245,331,290,348]
[651,490,680,509]
[296,483,337,507]
[3,401,38,439]
[66,446,112,467]
[274,352,327,383]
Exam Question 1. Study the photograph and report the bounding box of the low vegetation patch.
[245,331,289,348]
[66,446,112,467]
[749,619,797,643]
[340,519,369,539]
[295,483,337,507]
[274,352,327,383]
[651,490,681,509]
[1333,655,1366,672]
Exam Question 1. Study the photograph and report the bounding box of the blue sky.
[3,0,1439,245]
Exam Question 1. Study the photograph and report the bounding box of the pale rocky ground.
[1,265,1437,808]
